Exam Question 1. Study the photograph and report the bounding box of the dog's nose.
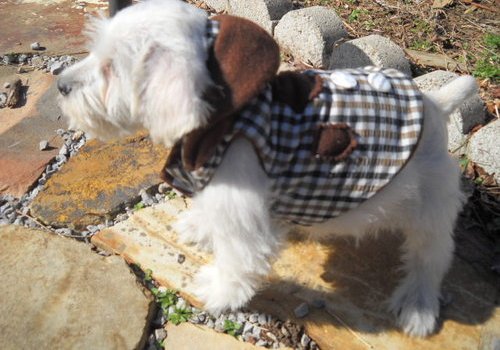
[57,81,72,96]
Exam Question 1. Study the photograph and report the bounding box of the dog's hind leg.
[388,157,464,337]
[190,138,284,314]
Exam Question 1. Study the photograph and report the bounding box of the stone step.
[0,225,154,349]
[29,133,170,230]
[92,198,500,350]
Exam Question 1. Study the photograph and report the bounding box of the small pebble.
[30,42,41,50]
[154,328,167,341]
[206,319,215,329]
[177,254,185,264]
[50,61,65,75]
[258,313,268,325]
[0,93,7,108]
[249,313,259,323]
[255,340,268,347]
[55,228,72,236]
[3,82,10,89]
[300,333,311,347]
[158,183,170,194]
[39,140,50,151]
[18,54,28,63]
[294,302,309,318]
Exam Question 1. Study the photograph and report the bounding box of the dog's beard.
[59,85,139,140]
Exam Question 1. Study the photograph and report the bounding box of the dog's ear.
[133,42,213,147]
[206,15,280,119]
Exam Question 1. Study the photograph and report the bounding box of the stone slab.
[0,70,66,197]
[0,0,90,56]
[29,134,170,230]
[0,224,154,350]
[92,199,500,350]
[164,323,267,350]
[468,119,500,183]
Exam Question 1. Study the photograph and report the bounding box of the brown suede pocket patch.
[314,123,358,161]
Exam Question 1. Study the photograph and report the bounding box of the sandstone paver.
[29,133,170,230]
[93,199,500,350]
[0,0,103,56]
[0,70,66,197]
[0,225,154,350]
[164,323,274,349]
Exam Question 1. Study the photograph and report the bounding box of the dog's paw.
[173,211,213,252]
[194,265,258,315]
[388,285,439,337]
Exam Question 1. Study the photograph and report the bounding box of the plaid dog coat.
[163,67,424,225]
[162,18,424,226]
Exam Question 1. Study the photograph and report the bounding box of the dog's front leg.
[188,139,284,314]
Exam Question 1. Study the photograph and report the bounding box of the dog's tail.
[431,75,478,116]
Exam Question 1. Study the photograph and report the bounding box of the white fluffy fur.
[58,0,478,337]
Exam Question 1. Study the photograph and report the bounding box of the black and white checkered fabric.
[164,66,424,226]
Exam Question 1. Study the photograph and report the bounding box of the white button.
[367,72,392,92]
[330,71,358,89]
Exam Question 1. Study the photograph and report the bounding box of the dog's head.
[58,0,280,147]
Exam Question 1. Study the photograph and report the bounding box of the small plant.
[348,9,367,22]
[151,287,193,325]
[473,33,500,82]
[410,39,433,51]
[143,268,153,282]
[133,202,145,210]
[167,308,192,325]
[223,319,243,337]
[165,190,177,200]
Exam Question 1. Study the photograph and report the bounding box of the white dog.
[58,0,478,337]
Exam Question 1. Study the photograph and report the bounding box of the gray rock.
[50,61,65,75]
[39,140,50,151]
[257,313,268,325]
[255,339,268,347]
[30,42,41,50]
[294,302,309,318]
[249,313,259,323]
[414,70,486,155]
[252,325,262,338]
[206,318,215,329]
[228,0,292,34]
[467,119,500,184]
[2,55,12,65]
[236,312,247,323]
[275,6,347,68]
[204,0,229,11]
[242,321,254,335]
[329,35,412,77]
[31,56,44,69]
[0,92,7,108]
[154,328,167,341]
[300,333,311,347]
[54,228,72,236]
[18,54,28,64]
